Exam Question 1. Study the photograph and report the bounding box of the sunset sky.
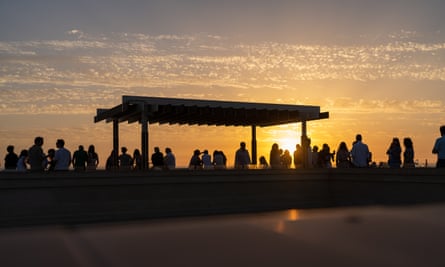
[1,0,445,167]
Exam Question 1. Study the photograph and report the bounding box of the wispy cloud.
[1,31,445,114]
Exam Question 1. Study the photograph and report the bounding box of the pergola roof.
[95,95,329,127]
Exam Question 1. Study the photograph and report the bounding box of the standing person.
[106,150,117,171]
[151,147,164,170]
[133,149,142,170]
[318,143,335,168]
[281,150,292,169]
[432,125,445,168]
[53,139,71,171]
[189,149,202,170]
[118,147,133,171]
[87,145,99,171]
[386,138,402,168]
[403,137,415,168]
[311,146,320,168]
[4,145,19,170]
[28,136,46,172]
[269,143,281,169]
[351,134,370,168]
[293,144,303,169]
[16,149,28,172]
[201,150,212,169]
[213,150,226,169]
[72,145,89,171]
[234,141,251,169]
[336,142,351,168]
[164,147,176,170]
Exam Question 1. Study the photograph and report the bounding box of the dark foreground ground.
[1,168,445,266]
[1,168,445,227]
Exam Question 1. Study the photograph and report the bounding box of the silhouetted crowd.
[3,125,445,172]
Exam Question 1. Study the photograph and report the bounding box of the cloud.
[324,97,445,114]
[1,32,445,115]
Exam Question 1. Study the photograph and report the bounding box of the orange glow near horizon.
[287,209,300,221]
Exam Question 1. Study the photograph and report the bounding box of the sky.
[1,0,445,168]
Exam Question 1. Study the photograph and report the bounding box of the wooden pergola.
[94,95,329,169]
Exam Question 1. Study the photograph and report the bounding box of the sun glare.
[277,137,299,153]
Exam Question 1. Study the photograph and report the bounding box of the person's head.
[121,147,127,154]
[392,137,400,146]
[203,150,208,154]
[356,134,362,142]
[88,145,95,153]
[78,145,84,151]
[134,149,141,156]
[339,142,348,151]
[440,125,445,136]
[56,139,65,148]
[34,136,44,146]
[154,147,160,153]
[403,137,413,148]
[193,149,200,155]
[47,148,55,157]
[19,149,28,157]
[240,142,246,149]
[6,145,14,153]
[165,147,171,154]
[272,143,279,150]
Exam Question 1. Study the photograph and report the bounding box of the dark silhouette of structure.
[94,96,329,169]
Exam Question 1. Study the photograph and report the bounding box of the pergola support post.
[141,105,149,170]
[251,125,257,165]
[301,120,309,168]
[113,119,119,169]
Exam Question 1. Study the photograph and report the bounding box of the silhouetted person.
[403,137,415,168]
[28,136,45,172]
[54,139,71,171]
[106,150,117,171]
[164,147,176,170]
[259,156,268,169]
[318,143,334,168]
[213,150,226,170]
[201,150,212,169]
[72,145,89,171]
[281,149,292,169]
[151,147,164,170]
[46,148,56,171]
[16,149,28,172]
[432,125,445,168]
[351,134,370,168]
[4,145,18,170]
[293,144,303,168]
[87,145,99,171]
[311,146,320,168]
[269,143,281,169]
[133,149,142,170]
[386,137,402,168]
[189,149,202,170]
[336,142,351,168]
[234,142,251,169]
[118,147,133,171]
